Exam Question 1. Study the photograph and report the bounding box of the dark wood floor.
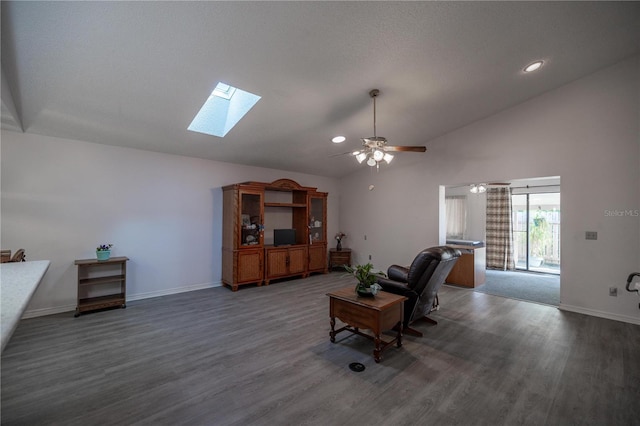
[2,273,639,425]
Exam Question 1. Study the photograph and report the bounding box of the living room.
[1,2,639,424]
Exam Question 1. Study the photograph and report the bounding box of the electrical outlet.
[609,286,617,297]
[368,254,372,260]
[585,231,598,240]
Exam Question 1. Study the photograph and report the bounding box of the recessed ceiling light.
[524,60,544,73]
[332,136,346,143]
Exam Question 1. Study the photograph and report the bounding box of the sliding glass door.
[512,193,560,274]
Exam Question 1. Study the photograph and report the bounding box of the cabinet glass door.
[309,196,326,243]
[240,190,263,247]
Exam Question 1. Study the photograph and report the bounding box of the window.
[445,196,467,239]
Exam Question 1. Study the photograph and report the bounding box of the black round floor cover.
[349,362,365,372]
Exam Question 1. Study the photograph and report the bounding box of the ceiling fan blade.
[329,149,360,158]
[329,151,351,158]
[383,145,427,152]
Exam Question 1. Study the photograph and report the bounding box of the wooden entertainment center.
[222,179,328,291]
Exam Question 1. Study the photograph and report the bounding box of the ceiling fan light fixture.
[470,183,487,194]
[348,88,426,168]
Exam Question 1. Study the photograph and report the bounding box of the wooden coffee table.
[327,287,407,363]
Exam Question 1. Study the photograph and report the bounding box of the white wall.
[340,56,640,324]
[0,133,341,317]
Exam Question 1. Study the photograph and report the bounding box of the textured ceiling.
[2,1,639,178]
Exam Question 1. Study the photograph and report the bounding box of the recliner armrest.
[377,276,420,327]
[387,265,409,282]
[377,277,413,296]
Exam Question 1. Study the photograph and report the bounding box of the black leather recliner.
[377,246,461,336]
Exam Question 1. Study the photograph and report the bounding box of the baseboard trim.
[22,304,78,319]
[22,281,223,319]
[559,303,640,325]
[127,281,222,302]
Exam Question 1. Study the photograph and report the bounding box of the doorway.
[511,192,560,274]
[441,176,561,306]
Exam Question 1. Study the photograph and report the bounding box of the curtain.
[445,196,467,239]
[486,187,515,270]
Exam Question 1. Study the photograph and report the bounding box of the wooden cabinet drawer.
[329,249,351,269]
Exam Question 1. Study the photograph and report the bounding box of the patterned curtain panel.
[486,187,515,270]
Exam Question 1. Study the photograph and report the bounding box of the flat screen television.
[273,229,296,246]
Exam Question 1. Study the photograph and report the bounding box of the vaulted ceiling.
[2,1,639,178]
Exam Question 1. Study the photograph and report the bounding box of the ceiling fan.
[351,89,427,168]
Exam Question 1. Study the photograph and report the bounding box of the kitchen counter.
[445,244,486,288]
[1,260,50,352]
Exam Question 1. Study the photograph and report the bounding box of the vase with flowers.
[344,263,385,297]
[335,232,346,251]
[96,243,113,261]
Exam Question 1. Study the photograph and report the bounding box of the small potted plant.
[345,262,385,297]
[96,243,113,261]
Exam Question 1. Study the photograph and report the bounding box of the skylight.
[212,82,236,100]
[188,82,260,137]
